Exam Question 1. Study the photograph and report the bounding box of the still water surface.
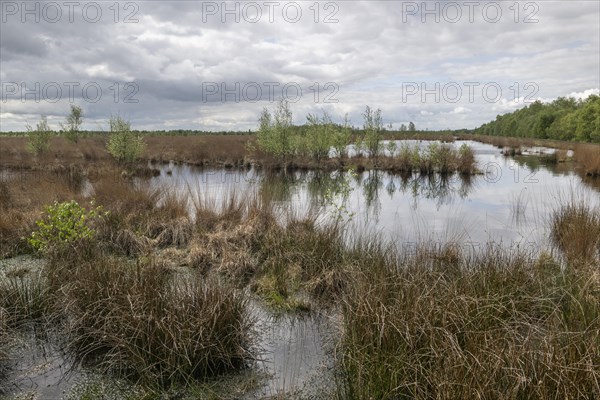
[149,140,599,252]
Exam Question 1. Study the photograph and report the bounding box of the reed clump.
[574,143,600,176]
[388,143,477,174]
[338,245,600,399]
[550,197,600,264]
[255,216,348,307]
[0,305,8,388]
[57,257,253,387]
[0,268,51,328]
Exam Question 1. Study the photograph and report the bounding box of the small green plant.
[61,105,83,143]
[107,116,145,163]
[29,200,106,254]
[305,110,335,161]
[324,169,358,221]
[256,99,294,159]
[362,106,383,159]
[332,114,352,159]
[385,140,397,156]
[26,115,52,155]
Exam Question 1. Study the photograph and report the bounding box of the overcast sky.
[1,0,598,132]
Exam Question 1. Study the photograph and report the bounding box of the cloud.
[566,88,600,100]
[448,107,471,115]
[1,0,598,131]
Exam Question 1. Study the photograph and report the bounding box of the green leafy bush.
[256,99,294,159]
[107,116,145,163]
[26,116,53,155]
[61,105,83,143]
[361,106,383,158]
[29,200,106,254]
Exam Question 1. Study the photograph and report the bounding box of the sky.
[1,0,599,132]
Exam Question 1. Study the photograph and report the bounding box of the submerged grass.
[0,268,51,328]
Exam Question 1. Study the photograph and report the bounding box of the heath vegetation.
[0,101,599,398]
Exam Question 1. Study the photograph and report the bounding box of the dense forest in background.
[474,95,600,143]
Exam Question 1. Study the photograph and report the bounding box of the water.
[147,140,600,252]
[2,330,76,399]
[248,303,339,398]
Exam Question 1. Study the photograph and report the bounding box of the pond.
[147,140,600,253]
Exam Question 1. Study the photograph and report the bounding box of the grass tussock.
[0,305,8,385]
[574,143,600,176]
[0,267,51,328]
[338,245,600,400]
[383,142,477,175]
[185,190,350,310]
[93,180,193,254]
[551,196,600,264]
[255,216,347,307]
[58,258,253,387]
[0,209,37,258]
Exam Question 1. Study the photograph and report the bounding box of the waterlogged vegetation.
[1,103,600,399]
[254,101,478,175]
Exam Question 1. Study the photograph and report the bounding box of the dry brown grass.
[573,143,600,176]
[458,134,572,150]
[0,170,83,258]
[0,135,254,168]
[1,134,483,175]
[144,135,253,166]
[458,134,600,179]
[0,209,37,258]
[51,256,253,387]
[0,136,111,166]
[551,196,600,264]
[385,131,456,142]
[339,245,600,399]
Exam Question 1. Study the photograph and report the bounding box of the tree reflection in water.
[258,169,476,220]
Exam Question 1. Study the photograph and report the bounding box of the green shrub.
[29,200,106,254]
[256,99,294,159]
[361,106,383,158]
[305,111,335,161]
[107,116,145,163]
[61,105,83,143]
[26,116,52,155]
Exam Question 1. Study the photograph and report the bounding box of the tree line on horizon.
[9,94,599,145]
[474,95,599,143]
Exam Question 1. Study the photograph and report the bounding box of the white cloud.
[448,107,471,115]
[566,88,600,100]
